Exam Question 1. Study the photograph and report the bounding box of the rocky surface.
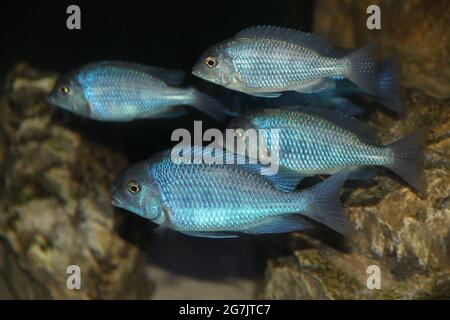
[314,0,450,100]
[263,0,450,299]
[0,64,154,299]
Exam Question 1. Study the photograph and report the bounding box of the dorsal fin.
[145,66,186,86]
[94,61,186,86]
[283,105,378,144]
[235,25,335,56]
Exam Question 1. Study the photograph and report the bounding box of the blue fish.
[227,107,426,194]
[47,61,228,121]
[223,57,402,116]
[111,147,351,237]
[193,25,378,98]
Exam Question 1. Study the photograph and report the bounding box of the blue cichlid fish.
[314,49,402,113]
[292,56,402,114]
[221,57,402,117]
[192,25,378,98]
[47,61,228,121]
[227,107,426,194]
[111,147,351,237]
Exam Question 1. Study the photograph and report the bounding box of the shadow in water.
[116,209,292,281]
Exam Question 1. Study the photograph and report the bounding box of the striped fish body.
[235,108,391,175]
[76,62,191,120]
[224,37,344,93]
[111,147,351,237]
[150,154,309,233]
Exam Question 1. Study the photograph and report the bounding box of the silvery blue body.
[111,147,350,237]
[226,57,402,116]
[313,56,402,113]
[193,26,378,98]
[227,107,426,193]
[47,61,226,121]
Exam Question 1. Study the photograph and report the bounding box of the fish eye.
[127,180,141,194]
[59,86,70,95]
[235,129,245,139]
[205,56,218,68]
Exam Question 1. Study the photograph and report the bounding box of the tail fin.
[346,43,379,95]
[387,128,427,194]
[303,169,351,235]
[377,57,403,114]
[189,88,229,121]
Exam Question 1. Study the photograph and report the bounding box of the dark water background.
[1,0,316,285]
[1,0,313,158]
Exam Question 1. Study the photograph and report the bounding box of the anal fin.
[244,215,313,235]
[149,106,188,119]
[348,167,378,182]
[249,92,282,98]
[295,79,336,94]
[180,231,239,239]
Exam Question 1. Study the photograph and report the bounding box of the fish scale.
[78,65,188,119]
[111,147,352,236]
[150,155,307,232]
[233,108,391,175]
[192,26,379,97]
[48,61,228,121]
[227,39,341,90]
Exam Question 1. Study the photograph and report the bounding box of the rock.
[262,1,450,299]
[314,0,450,100]
[0,64,154,299]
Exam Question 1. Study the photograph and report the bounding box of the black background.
[0,0,314,161]
[1,0,313,79]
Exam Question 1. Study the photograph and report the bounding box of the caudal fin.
[190,88,229,121]
[346,43,379,95]
[388,128,427,194]
[377,57,403,114]
[303,169,351,235]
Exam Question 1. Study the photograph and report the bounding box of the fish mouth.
[191,67,203,79]
[111,197,120,207]
[111,197,127,212]
[45,93,56,106]
[110,189,123,208]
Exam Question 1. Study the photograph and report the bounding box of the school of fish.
[47,25,425,238]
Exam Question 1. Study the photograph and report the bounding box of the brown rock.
[0,64,154,299]
[314,0,450,99]
[263,0,450,299]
